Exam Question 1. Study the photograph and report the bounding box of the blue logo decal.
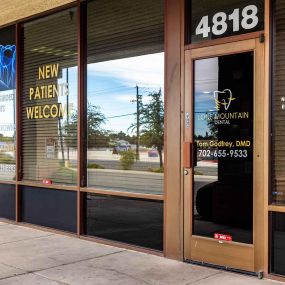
[0,45,16,91]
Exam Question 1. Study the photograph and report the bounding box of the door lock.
[184,170,189,176]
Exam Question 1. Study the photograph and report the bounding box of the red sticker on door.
[214,233,232,241]
[42,179,52,185]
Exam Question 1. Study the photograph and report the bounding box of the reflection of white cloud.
[88,53,164,88]
[195,58,218,93]
[114,95,134,103]
[195,92,213,102]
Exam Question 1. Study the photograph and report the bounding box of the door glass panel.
[193,52,253,244]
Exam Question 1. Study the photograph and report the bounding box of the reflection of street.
[87,168,215,196]
[61,149,163,171]
[195,161,217,176]
[61,149,163,161]
[86,148,164,194]
[88,169,163,195]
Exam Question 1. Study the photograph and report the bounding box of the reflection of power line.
[106,113,135,119]
[88,86,134,96]
[89,85,133,93]
[87,86,163,97]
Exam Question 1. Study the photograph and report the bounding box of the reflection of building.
[0,142,15,152]
[0,0,285,282]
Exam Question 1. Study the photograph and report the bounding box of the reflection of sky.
[58,66,78,118]
[87,52,164,133]
[194,57,218,137]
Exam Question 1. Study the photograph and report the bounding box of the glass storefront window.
[85,0,164,249]
[272,0,285,204]
[21,9,78,185]
[0,26,16,181]
[86,0,164,195]
[271,0,285,276]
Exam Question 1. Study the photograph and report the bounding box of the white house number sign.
[195,5,259,38]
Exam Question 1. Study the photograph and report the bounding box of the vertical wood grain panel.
[164,0,183,260]
[183,50,193,260]
[254,38,265,273]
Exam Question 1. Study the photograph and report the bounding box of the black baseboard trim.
[185,259,261,278]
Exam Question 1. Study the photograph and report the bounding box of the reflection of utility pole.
[59,119,65,162]
[131,85,142,161]
[66,68,69,161]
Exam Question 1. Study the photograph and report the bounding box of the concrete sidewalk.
[0,221,282,285]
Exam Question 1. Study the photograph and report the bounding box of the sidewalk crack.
[0,233,54,247]
[103,268,153,285]
[32,272,70,285]
[186,271,222,285]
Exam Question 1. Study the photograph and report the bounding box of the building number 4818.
[195,5,259,38]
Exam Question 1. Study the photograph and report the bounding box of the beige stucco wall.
[0,0,76,27]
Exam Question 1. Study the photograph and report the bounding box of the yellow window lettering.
[26,107,34,119]
[29,88,35,100]
[50,104,58,118]
[43,105,50,118]
[34,87,41,100]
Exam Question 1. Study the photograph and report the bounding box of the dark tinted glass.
[21,186,77,233]
[0,184,15,220]
[22,9,78,185]
[193,52,253,244]
[86,194,163,250]
[188,0,264,43]
[271,212,285,275]
[0,26,16,181]
[272,0,285,204]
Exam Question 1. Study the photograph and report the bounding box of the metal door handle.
[183,142,192,169]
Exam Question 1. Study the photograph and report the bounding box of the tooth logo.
[214,89,235,111]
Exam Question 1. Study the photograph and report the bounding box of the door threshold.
[185,259,261,278]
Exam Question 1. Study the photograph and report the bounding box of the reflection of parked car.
[112,140,131,154]
[196,179,252,228]
[148,149,158,157]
